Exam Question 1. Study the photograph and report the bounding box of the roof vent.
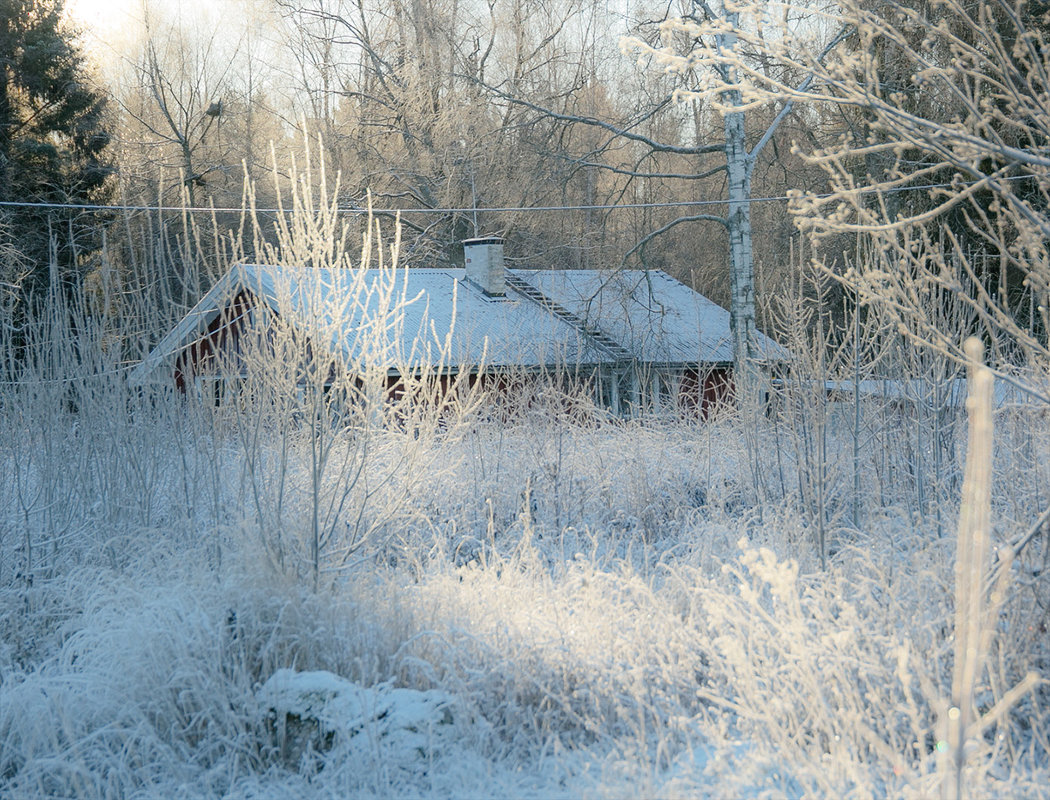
[463,237,505,296]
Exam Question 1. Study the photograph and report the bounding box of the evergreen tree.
[0,0,112,300]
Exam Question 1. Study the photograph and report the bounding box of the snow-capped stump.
[257,669,457,768]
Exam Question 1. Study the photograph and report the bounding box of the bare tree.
[613,0,852,396]
[639,0,1050,401]
[273,0,631,262]
[116,1,245,206]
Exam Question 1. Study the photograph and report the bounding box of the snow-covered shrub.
[257,669,457,768]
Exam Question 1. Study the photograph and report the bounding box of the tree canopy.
[0,0,113,299]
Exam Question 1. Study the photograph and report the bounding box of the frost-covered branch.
[634,1,1050,389]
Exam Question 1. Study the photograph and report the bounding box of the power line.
[0,362,138,387]
[0,173,1040,216]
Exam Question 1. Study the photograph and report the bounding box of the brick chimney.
[463,237,505,296]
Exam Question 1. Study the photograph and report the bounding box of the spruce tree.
[0,0,112,300]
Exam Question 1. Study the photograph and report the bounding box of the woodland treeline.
[2,0,1048,379]
[3,0,827,327]
[102,0,822,291]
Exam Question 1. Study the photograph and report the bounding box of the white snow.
[257,668,458,764]
[1,370,1047,799]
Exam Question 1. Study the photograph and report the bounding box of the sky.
[65,0,224,64]
[66,0,138,37]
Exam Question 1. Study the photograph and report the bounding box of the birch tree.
[608,1,848,391]
[638,0,1050,401]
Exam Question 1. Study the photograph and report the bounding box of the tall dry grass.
[0,160,1047,798]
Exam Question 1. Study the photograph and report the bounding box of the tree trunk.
[719,10,758,404]
[724,98,756,400]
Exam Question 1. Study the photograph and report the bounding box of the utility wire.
[0,173,1040,215]
[0,172,1040,388]
[0,361,141,387]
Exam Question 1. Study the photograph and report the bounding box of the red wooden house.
[130,239,786,416]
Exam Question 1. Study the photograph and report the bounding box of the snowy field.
[1,371,1048,799]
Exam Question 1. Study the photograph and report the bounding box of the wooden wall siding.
[174,290,256,391]
[675,368,734,419]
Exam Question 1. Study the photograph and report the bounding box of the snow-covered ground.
[1,389,1048,798]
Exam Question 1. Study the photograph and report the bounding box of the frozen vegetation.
[5,0,1050,794]
[0,357,1047,798]
[1,156,1048,798]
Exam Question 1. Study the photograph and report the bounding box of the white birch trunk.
[719,12,757,403]
[725,105,755,381]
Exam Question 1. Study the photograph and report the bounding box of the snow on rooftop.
[521,269,787,364]
[131,263,783,384]
[247,265,592,370]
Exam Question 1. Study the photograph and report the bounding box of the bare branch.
[621,212,729,268]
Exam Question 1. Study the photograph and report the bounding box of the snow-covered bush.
[257,669,458,768]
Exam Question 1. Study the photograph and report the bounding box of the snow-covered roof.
[131,264,782,384]
[520,269,787,364]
